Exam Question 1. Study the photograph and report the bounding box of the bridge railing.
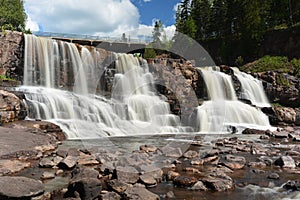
[32,31,151,44]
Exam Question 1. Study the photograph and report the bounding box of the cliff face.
[0,31,24,81]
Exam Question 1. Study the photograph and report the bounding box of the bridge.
[33,31,149,54]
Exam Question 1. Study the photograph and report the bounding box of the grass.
[241,55,300,77]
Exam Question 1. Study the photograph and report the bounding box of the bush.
[143,48,157,59]
[291,58,300,77]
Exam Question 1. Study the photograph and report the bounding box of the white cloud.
[24,0,175,41]
[25,0,139,35]
[143,0,151,2]
[25,16,39,31]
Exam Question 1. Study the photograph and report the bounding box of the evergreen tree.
[191,0,212,40]
[0,0,27,31]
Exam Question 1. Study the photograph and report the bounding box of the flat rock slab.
[0,176,44,199]
[0,160,31,175]
[0,127,53,158]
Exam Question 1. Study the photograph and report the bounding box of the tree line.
[174,0,300,64]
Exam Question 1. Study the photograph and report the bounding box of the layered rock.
[0,30,24,81]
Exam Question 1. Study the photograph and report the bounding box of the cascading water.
[196,67,271,133]
[231,67,270,108]
[20,34,184,138]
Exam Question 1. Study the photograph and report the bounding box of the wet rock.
[160,146,182,158]
[251,169,265,174]
[116,166,139,184]
[221,155,246,170]
[140,144,157,152]
[248,162,267,168]
[268,173,280,179]
[173,176,198,187]
[242,128,266,135]
[283,180,300,191]
[41,171,55,180]
[183,150,198,159]
[100,191,121,200]
[190,158,204,165]
[258,156,273,166]
[65,168,101,200]
[58,156,78,169]
[190,181,208,191]
[183,167,201,174]
[0,159,31,175]
[272,131,289,138]
[274,156,296,168]
[166,171,180,181]
[165,191,175,198]
[140,173,157,186]
[0,176,44,199]
[107,179,130,194]
[201,174,234,192]
[125,186,159,200]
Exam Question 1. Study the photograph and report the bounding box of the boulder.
[65,168,101,200]
[221,155,246,170]
[173,176,198,187]
[274,156,296,168]
[125,186,159,200]
[201,174,234,192]
[0,176,44,199]
[116,166,139,184]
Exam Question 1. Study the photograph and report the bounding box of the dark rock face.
[65,167,101,200]
[173,176,198,187]
[274,156,296,168]
[0,176,44,199]
[201,173,234,192]
[0,31,24,81]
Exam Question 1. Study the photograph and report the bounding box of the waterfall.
[196,67,271,133]
[232,67,270,108]
[20,34,184,138]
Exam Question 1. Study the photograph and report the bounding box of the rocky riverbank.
[0,120,299,199]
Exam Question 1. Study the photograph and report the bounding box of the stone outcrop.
[0,31,24,81]
[0,90,26,124]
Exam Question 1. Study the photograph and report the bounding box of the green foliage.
[0,0,27,32]
[240,56,300,78]
[143,47,157,59]
[291,58,300,76]
[0,75,16,81]
[235,56,244,66]
[276,73,290,86]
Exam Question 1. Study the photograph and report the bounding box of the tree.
[0,0,27,31]
[152,19,164,50]
[121,33,128,42]
[191,0,212,40]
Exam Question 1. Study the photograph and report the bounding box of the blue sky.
[131,0,181,26]
[25,0,181,39]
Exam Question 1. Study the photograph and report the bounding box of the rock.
[65,168,101,200]
[39,157,56,168]
[116,166,139,184]
[242,128,266,134]
[201,174,234,192]
[221,155,246,170]
[173,176,198,187]
[190,158,204,165]
[248,162,267,168]
[100,191,121,200]
[274,156,296,168]
[166,171,180,181]
[183,150,198,159]
[159,146,182,158]
[140,144,157,152]
[275,107,297,124]
[183,167,201,174]
[165,191,175,198]
[272,131,289,138]
[258,156,273,166]
[0,160,31,175]
[268,173,280,179]
[77,154,99,165]
[0,176,44,199]
[190,181,208,191]
[125,186,159,200]
[58,156,78,169]
[41,172,55,179]
[107,179,130,194]
[283,181,300,191]
[140,174,157,186]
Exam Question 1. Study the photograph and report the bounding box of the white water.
[21,35,184,138]
[232,67,270,108]
[196,67,271,133]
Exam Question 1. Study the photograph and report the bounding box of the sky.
[25,0,182,40]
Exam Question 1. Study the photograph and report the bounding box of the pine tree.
[0,0,27,31]
[191,0,212,40]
